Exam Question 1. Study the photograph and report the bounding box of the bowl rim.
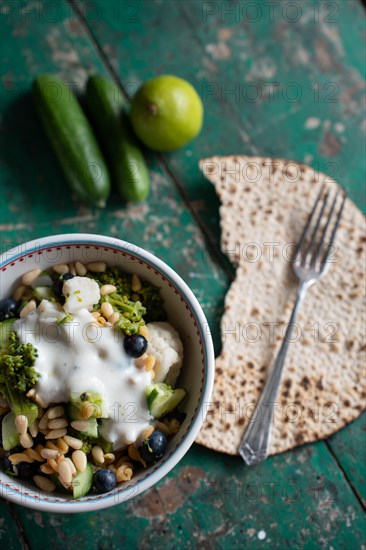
[0,234,215,513]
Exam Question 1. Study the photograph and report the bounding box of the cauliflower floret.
[62,276,100,314]
[146,322,183,387]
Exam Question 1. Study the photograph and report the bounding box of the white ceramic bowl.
[0,234,214,513]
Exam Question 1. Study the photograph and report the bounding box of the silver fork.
[239,185,347,466]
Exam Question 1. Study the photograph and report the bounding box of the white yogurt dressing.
[14,300,153,450]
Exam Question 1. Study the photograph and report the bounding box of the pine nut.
[48,417,68,430]
[80,402,94,420]
[64,457,77,476]
[21,268,42,286]
[136,353,148,369]
[34,444,44,455]
[139,325,149,339]
[116,464,133,483]
[40,448,59,460]
[47,458,59,471]
[20,433,33,448]
[46,405,65,420]
[116,455,131,468]
[86,261,106,273]
[33,475,56,493]
[108,312,120,325]
[56,454,65,465]
[156,421,172,436]
[101,302,114,319]
[145,355,156,371]
[97,316,106,326]
[56,438,69,454]
[9,453,33,465]
[75,261,87,276]
[35,394,48,408]
[127,444,145,466]
[100,284,117,296]
[131,274,142,292]
[71,420,91,432]
[103,453,115,465]
[63,435,83,450]
[45,441,59,451]
[29,420,39,438]
[45,428,67,439]
[24,449,43,462]
[69,262,76,276]
[38,413,50,430]
[12,285,26,301]
[53,264,69,275]
[92,445,105,464]
[169,418,180,434]
[20,300,36,318]
[15,415,28,435]
[40,464,54,475]
[72,450,87,472]
[107,464,117,474]
[59,477,72,491]
[91,311,100,319]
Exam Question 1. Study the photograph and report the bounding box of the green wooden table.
[1,1,365,548]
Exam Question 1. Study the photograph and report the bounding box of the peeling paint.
[205,42,231,61]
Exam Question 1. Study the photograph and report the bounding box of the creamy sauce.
[14,301,153,450]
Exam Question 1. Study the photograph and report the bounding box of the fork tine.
[315,190,339,261]
[322,190,347,265]
[295,184,325,260]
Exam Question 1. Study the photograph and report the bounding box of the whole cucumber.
[33,74,111,207]
[85,75,150,203]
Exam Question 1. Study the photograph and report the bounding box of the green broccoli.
[100,293,146,335]
[89,268,167,334]
[0,332,40,393]
[138,283,167,323]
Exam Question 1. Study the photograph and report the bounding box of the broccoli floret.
[89,268,167,334]
[99,293,146,336]
[138,283,167,323]
[0,332,39,393]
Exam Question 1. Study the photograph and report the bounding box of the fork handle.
[239,282,310,466]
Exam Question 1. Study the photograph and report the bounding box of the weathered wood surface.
[0,0,365,548]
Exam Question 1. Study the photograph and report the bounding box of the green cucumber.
[2,412,20,451]
[146,383,186,419]
[4,385,38,425]
[33,286,52,301]
[70,391,108,419]
[0,320,14,352]
[72,462,93,499]
[32,74,111,207]
[85,75,150,203]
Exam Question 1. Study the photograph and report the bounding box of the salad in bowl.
[0,235,214,512]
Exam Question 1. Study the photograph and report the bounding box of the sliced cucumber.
[0,320,14,352]
[72,462,93,499]
[33,286,53,301]
[96,434,113,454]
[70,391,108,420]
[146,383,186,419]
[2,412,20,451]
[4,385,38,426]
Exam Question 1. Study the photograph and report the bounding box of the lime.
[130,75,203,152]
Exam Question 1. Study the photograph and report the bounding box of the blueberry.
[0,298,20,321]
[1,456,12,473]
[139,430,167,463]
[14,461,39,478]
[94,468,117,493]
[53,273,75,299]
[124,334,148,358]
